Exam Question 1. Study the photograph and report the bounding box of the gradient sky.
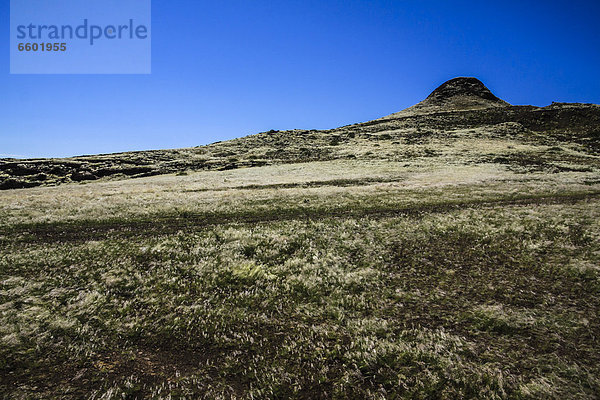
[1,0,599,158]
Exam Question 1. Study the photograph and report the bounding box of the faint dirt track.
[5,190,599,244]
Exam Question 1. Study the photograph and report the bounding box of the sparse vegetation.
[1,164,599,398]
[1,96,599,190]
[1,78,599,398]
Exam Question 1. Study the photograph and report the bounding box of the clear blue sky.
[2,0,599,158]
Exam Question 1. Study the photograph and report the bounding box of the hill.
[1,78,599,399]
[1,77,599,190]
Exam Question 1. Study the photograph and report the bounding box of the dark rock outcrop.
[384,77,511,118]
[422,77,509,107]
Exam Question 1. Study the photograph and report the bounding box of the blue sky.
[1,0,599,158]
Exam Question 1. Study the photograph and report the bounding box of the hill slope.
[1,78,600,398]
[1,77,599,190]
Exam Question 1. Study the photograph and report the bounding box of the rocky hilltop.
[1,77,599,190]
[384,77,511,117]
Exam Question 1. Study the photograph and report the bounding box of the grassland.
[1,150,599,399]
[1,83,600,398]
